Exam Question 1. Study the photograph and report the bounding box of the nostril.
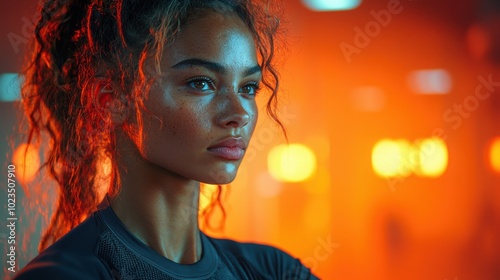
[218,110,250,129]
[224,119,245,128]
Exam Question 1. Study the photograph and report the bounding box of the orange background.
[2,0,500,279]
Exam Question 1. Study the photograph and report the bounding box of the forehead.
[163,11,258,68]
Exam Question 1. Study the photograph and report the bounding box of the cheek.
[159,101,212,143]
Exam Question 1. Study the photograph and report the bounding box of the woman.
[15,0,318,279]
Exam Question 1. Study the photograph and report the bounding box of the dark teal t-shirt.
[14,207,318,279]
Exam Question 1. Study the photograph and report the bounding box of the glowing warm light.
[415,137,448,177]
[372,139,413,178]
[407,69,452,94]
[301,0,361,11]
[373,138,448,178]
[392,139,414,177]
[199,184,219,212]
[267,143,317,182]
[95,154,112,201]
[490,137,500,173]
[0,73,22,102]
[12,143,40,184]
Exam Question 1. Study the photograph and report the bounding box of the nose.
[217,91,252,129]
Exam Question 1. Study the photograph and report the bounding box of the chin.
[203,169,237,185]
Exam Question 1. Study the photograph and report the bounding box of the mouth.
[207,137,246,161]
[207,147,245,160]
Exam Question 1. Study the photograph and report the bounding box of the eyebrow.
[170,58,261,77]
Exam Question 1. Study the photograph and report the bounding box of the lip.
[207,137,247,160]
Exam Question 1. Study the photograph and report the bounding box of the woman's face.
[138,11,260,184]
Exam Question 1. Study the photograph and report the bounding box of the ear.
[92,78,129,125]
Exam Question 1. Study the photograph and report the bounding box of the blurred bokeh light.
[372,139,413,178]
[12,143,40,184]
[407,69,452,95]
[0,73,21,101]
[267,143,317,182]
[414,137,448,177]
[301,0,361,11]
[489,137,500,173]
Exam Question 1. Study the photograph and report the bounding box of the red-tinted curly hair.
[21,0,285,251]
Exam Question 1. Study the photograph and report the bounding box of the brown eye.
[239,82,260,95]
[193,81,207,89]
[187,77,215,91]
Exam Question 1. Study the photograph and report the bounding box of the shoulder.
[207,236,319,280]
[14,213,112,280]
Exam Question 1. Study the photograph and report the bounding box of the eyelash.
[185,76,261,95]
[241,82,261,95]
[186,76,215,91]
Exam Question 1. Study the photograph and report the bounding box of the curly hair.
[21,0,285,251]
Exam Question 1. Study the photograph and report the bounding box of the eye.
[186,77,216,91]
[240,82,260,96]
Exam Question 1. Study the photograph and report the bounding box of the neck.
[110,134,202,264]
